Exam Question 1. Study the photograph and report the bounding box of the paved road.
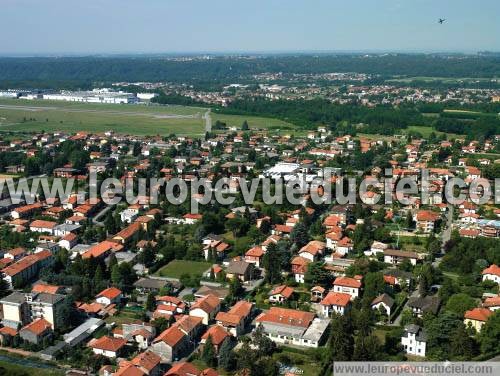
[432,204,454,268]
[92,204,115,227]
[204,109,212,132]
[0,103,198,119]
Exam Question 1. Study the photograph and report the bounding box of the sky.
[1,0,499,55]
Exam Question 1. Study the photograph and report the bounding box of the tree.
[262,243,282,284]
[424,311,464,360]
[241,120,249,131]
[145,292,156,312]
[444,293,476,316]
[361,272,386,306]
[304,262,331,287]
[0,278,9,298]
[219,337,236,371]
[229,277,243,298]
[328,313,354,361]
[201,335,217,368]
[253,325,276,357]
[353,334,381,361]
[479,310,500,354]
[449,324,477,360]
[290,222,309,249]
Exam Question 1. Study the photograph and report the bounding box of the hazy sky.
[1,0,499,55]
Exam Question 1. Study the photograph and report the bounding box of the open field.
[211,112,296,131]
[154,260,211,279]
[405,125,463,139]
[0,98,207,136]
[387,76,496,84]
[0,98,296,137]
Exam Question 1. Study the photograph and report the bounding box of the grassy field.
[387,76,495,84]
[105,306,145,325]
[405,125,463,139]
[0,98,206,136]
[0,98,296,137]
[154,260,211,279]
[211,112,296,131]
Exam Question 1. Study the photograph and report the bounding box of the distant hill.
[0,54,499,89]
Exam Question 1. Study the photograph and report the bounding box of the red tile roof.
[1,250,52,277]
[269,285,294,299]
[190,294,220,314]
[97,287,122,300]
[256,307,314,328]
[483,296,500,309]
[464,308,493,322]
[21,318,52,335]
[130,350,161,372]
[483,264,500,277]
[32,283,61,295]
[82,240,123,259]
[320,292,351,307]
[30,219,57,229]
[89,336,127,352]
[201,325,230,346]
[245,246,265,258]
[153,326,185,347]
[333,276,361,289]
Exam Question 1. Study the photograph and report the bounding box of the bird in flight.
[438,18,446,24]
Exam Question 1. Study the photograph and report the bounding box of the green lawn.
[154,260,211,279]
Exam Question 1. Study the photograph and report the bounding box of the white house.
[189,294,220,325]
[371,293,395,317]
[88,336,127,358]
[332,277,361,300]
[95,287,122,307]
[482,264,500,284]
[319,292,351,317]
[401,324,427,357]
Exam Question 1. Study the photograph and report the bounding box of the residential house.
[256,307,329,348]
[268,285,294,304]
[401,324,427,357]
[189,294,221,325]
[215,300,253,336]
[408,296,441,317]
[383,249,419,266]
[244,246,265,268]
[298,241,326,262]
[96,287,122,307]
[415,210,440,233]
[371,293,395,317]
[464,308,493,332]
[225,260,254,282]
[291,256,310,284]
[200,325,231,354]
[332,276,362,300]
[310,286,326,303]
[482,264,500,284]
[89,336,127,358]
[320,292,351,317]
[150,326,190,363]
[19,318,52,345]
